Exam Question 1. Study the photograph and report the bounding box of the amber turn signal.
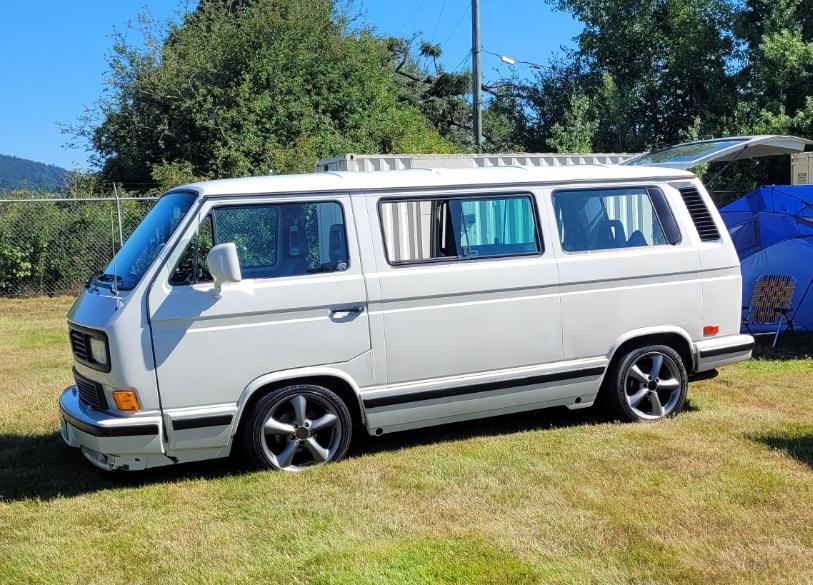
[703,325,720,336]
[112,389,141,412]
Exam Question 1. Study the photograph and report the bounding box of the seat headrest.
[592,219,626,249]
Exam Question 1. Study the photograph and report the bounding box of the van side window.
[552,187,680,252]
[457,196,539,258]
[379,194,541,264]
[217,205,279,270]
[170,201,348,284]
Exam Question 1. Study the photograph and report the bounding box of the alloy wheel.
[623,351,683,420]
[260,392,343,471]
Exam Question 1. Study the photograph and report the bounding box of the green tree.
[548,94,597,153]
[389,38,474,149]
[494,0,813,198]
[73,0,452,187]
[535,0,740,152]
[733,0,813,137]
[388,36,524,152]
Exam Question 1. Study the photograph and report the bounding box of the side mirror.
[206,242,242,297]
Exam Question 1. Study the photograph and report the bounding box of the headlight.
[89,337,108,366]
[69,325,111,372]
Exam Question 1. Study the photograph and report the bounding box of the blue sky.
[0,1,580,169]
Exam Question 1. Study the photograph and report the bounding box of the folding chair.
[742,275,797,348]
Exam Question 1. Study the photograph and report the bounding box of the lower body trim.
[363,366,606,409]
[698,340,755,359]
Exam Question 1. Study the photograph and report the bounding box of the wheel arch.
[606,327,695,377]
[234,368,367,438]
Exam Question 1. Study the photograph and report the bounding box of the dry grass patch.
[0,298,811,584]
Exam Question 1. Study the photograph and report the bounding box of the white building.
[316,152,638,174]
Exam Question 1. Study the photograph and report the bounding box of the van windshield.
[98,191,197,291]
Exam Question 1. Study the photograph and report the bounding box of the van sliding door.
[363,189,564,431]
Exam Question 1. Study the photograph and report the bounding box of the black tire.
[600,344,688,422]
[242,384,352,471]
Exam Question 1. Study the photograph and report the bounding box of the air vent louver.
[678,187,720,241]
[73,369,107,410]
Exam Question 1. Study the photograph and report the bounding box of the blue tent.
[720,185,813,332]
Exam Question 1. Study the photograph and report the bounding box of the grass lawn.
[0,297,811,584]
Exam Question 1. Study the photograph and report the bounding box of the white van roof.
[184,163,695,198]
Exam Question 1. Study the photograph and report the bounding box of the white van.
[60,158,755,471]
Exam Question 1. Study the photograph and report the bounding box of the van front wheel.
[603,345,688,422]
[243,384,352,471]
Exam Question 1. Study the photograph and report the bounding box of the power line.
[442,3,470,46]
[451,49,472,73]
[430,0,447,43]
[395,0,430,35]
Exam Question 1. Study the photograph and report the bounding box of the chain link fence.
[0,197,157,297]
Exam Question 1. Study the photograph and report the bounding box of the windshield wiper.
[84,271,100,288]
[86,272,124,289]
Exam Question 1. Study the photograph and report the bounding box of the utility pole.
[471,0,482,152]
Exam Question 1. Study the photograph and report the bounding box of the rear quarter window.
[553,186,681,252]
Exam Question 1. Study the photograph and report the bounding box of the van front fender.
[235,366,367,428]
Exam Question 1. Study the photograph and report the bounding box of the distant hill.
[0,154,68,191]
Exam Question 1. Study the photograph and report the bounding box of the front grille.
[74,369,107,410]
[69,328,90,361]
[678,187,721,241]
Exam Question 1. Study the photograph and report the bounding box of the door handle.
[330,305,365,315]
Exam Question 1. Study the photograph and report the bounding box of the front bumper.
[59,386,165,471]
[694,334,755,373]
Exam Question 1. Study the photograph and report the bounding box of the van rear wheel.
[243,384,352,471]
[603,345,688,422]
